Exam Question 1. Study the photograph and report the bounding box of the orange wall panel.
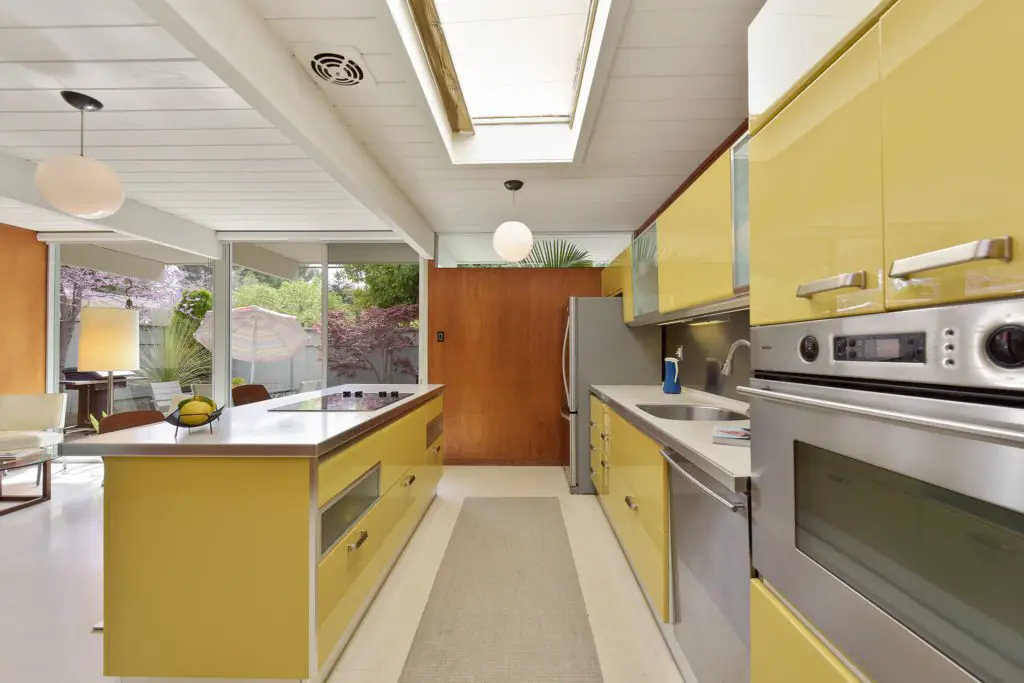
[0,223,47,394]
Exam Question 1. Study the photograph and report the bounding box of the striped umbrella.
[194,306,307,382]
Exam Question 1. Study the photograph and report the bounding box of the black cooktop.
[270,390,413,413]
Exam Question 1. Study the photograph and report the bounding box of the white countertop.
[590,385,751,489]
[65,384,444,458]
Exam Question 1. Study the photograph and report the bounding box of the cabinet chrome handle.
[431,445,441,454]
[589,420,596,427]
[624,495,638,511]
[346,530,369,552]
[660,448,744,511]
[401,474,416,487]
[589,444,597,452]
[795,271,866,298]
[889,236,1011,279]
[601,459,609,469]
[601,433,609,441]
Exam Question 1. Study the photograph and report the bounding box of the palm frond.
[139,318,211,387]
[520,239,593,268]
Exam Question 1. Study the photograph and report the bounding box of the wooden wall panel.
[0,223,47,394]
[428,264,602,465]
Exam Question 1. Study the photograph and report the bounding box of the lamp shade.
[35,155,125,219]
[78,307,139,372]
[493,220,534,262]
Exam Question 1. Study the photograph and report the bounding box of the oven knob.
[799,335,819,362]
[354,390,363,398]
[391,391,400,397]
[342,391,352,397]
[378,391,388,397]
[986,325,1024,369]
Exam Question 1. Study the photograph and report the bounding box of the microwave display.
[795,441,1024,682]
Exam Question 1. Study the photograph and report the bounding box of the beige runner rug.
[399,497,604,682]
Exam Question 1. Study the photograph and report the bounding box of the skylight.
[434,0,596,123]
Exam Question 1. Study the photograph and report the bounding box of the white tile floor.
[0,465,683,683]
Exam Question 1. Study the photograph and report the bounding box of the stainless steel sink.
[636,404,747,421]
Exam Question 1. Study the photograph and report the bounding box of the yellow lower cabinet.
[317,484,408,668]
[751,580,861,683]
[749,24,885,325]
[881,0,1024,308]
[658,153,736,312]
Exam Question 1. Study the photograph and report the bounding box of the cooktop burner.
[270,390,413,413]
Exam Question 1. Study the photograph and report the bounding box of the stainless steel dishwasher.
[663,448,751,683]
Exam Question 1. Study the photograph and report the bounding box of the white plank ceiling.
[0,0,387,234]
[258,0,765,234]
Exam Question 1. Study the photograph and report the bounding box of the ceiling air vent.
[310,52,364,86]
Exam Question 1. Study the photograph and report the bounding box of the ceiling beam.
[0,152,220,260]
[216,231,403,243]
[137,0,436,259]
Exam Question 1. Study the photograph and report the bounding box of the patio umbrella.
[194,306,307,383]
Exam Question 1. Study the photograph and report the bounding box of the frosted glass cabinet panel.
[732,135,750,292]
[631,224,659,318]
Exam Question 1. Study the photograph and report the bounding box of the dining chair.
[232,384,271,406]
[98,410,165,434]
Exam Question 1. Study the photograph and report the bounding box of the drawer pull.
[601,433,609,441]
[431,444,442,454]
[346,530,369,552]
[589,444,597,452]
[796,271,866,298]
[401,474,417,487]
[589,466,595,475]
[889,236,1011,279]
[601,459,609,469]
[589,420,596,427]
[624,495,638,511]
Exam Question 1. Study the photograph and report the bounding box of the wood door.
[428,264,601,465]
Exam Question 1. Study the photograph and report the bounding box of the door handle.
[889,236,1012,279]
[346,530,369,552]
[624,495,638,511]
[737,385,1024,445]
[795,271,866,299]
[660,448,744,511]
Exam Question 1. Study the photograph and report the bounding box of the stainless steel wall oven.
[740,300,1024,683]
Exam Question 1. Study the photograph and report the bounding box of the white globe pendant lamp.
[493,179,533,263]
[35,91,125,220]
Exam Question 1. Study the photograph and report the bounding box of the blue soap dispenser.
[663,346,682,394]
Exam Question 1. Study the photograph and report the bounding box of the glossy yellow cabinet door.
[750,25,885,325]
[751,580,861,683]
[659,153,735,312]
[621,245,634,323]
[881,0,1024,307]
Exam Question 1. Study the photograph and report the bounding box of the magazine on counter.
[712,426,750,447]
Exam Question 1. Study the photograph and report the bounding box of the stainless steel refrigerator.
[561,297,661,493]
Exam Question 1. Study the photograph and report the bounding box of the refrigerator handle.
[562,311,571,408]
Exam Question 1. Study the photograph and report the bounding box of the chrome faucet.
[721,339,751,376]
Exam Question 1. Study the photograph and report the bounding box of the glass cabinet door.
[631,224,659,318]
[320,464,381,558]
[731,135,750,292]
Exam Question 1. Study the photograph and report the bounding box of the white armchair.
[0,393,68,453]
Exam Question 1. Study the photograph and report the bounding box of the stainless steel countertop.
[64,384,444,458]
[590,385,750,492]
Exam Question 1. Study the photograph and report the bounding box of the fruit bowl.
[165,406,225,437]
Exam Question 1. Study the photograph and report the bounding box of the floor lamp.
[77,307,140,416]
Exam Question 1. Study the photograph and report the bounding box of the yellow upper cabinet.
[751,580,862,683]
[880,0,1024,308]
[602,246,634,323]
[658,154,735,313]
[750,25,885,325]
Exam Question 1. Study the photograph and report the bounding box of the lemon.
[179,399,214,426]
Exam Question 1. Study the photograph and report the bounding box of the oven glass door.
[795,441,1024,682]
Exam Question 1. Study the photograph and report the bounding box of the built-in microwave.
[741,302,1024,683]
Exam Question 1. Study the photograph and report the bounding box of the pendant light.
[493,179,534,263]
[35,91,125,220]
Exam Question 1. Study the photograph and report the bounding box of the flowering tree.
[59,265,185,373]
[314,304,418,382]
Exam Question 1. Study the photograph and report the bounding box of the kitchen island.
[72,384,444,683]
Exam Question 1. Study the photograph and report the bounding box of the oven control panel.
[833,333,926,363]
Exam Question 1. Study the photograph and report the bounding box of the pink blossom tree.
[314,304,418,382]
[59,266,186,373]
